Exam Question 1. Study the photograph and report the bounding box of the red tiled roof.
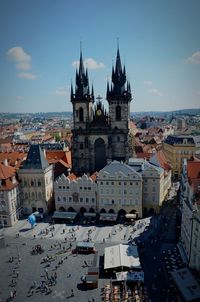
[0,162,16,180]
[90,172,98,181]
[136,152,151,160]
[155,150,172,171]
[0,151,27,169]
[0,162,18,191]
[187,161,200,179]
[68,173,77,181]
[46,150,72,166]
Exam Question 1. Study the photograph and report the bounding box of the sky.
[0,0,200,113]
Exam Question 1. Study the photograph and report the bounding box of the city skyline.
[0,0,200,113]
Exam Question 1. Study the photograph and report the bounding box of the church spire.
[107,45,132,102]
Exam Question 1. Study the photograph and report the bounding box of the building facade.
[54,172,97,213]
[129,158,167,214]
[71,48,132,175]
[180,159,200,272]
[97,161,143,217]
[163,135,198,179]
[0,161,21,227]
[18,144,54,215]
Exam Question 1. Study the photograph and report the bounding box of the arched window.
[79,107,84,122]
[116,105,121,121]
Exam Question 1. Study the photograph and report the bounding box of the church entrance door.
[94,138,106,171]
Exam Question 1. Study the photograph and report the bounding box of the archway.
[108,209,115,214]
[68,207,75,212]
[129,209,137,214]
[100,208,106,213]
[80,207,86,214]
[118,209,126,217]
[149,208,155,216]
[89,207,95,213]
[59,206,66,212]
[94,138,106,171]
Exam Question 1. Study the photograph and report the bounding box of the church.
[70,47,133,175]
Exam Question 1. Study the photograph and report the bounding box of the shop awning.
[125,214,137,219]
[99,213,117,221]
[83,213,96,217]
[104,244,141,270]
[52,211,77,220]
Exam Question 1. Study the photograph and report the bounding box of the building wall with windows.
[180,159,200,267]
[54,173,97,213]
[142,165,164,213]
[19,168,54,214]
[163,135,198,179]
[97,161,143,217]
[0,162,21,227]
[18,144,54,215]
[189,206,200,272]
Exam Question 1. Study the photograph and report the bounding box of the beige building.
[163,135,198,179]
[18,144,53,215]
[0,161,21,227]
[97,161,143,217]
[54,172,97,213]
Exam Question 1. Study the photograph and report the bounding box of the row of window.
[100,189,140,195]
[100,198,139,206]
[99,181,140,186]
[57,196,95,203]
[58,186,92,190]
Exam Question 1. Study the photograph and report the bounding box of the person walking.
[71,289,74,297]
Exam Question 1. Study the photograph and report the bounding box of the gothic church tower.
[71,47,132,175]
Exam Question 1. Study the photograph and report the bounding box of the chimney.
[4,159,8,166]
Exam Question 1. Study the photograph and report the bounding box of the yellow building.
[163,135,198,179]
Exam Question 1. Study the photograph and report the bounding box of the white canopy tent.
[104,244,141,270]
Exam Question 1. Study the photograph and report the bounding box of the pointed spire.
[106,80,110,98]
[115,46,122,76]
[71,81,74,100]
[79,48,85,78]
[91,84,94,97]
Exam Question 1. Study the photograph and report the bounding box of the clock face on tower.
[97,109,102,116]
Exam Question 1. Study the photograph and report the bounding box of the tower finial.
[80,39,82,53]
[117,37,119,50]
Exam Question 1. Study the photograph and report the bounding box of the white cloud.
[148,88,162,96]
[54,86,70,96]
[185,51,200,64]
[72,58,105,70]
[17,95,24,100]
[6,46,32,70]
[17,72,36,79]
[144,80,153,87]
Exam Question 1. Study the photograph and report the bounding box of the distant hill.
[131,108,200,117]
[0,108,200,120]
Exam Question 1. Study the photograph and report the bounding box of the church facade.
[71,48,133,175]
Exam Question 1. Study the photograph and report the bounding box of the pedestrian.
[10,291,13,299]
[71,289,74,297]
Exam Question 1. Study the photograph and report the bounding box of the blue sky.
[0,0,200,113]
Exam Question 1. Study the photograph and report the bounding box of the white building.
[97,161,143,217]
[54,172,97,213]
[129,158,168,214]
[0,161,21,227]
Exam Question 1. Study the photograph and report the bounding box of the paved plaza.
[0,217,152,302]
